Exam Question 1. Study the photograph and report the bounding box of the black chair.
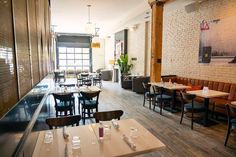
[80,91,101,124]
[59,84,76,114]
[224,103,236,146]
[54,70,66,83]
[152,85,172,115]
[142,82,155,109]
[93,73,102,88]
[82,79,92,86]
[180,91,205,129]
[52,93,74,117]
[46,115,81,129]
[94,110,124,123]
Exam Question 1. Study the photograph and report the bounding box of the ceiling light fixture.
[85,5,95,35]
[85,4,100,37]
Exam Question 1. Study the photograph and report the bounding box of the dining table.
[187,89,229,126]
[49,86,101,95]
[150,82,190,112]
[32,119,165,157]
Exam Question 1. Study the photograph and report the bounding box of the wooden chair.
[52,93,74,117]
[46,115,81,129]
[94,110,124,123]
[152,85,172,115]
[224,103,236,146]
[142,82,155,109]
[80,91,101,124]
[180,91,205,129]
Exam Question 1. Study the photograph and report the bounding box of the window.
[58,47,91,72]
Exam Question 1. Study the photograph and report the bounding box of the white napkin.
[111,119,120,129]
[122,134,136,150]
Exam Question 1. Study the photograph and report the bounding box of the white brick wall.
[162,0,236,83]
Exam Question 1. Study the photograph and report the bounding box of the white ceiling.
[51,0,150,37]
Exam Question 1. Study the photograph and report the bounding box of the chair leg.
[211,104,215,118]
[180,111,184,125]
[224,123,232,146]
[153,101,156,111]
[160,101,163,115]
[149,98,151,109]
[191,111,194,130]
[78,98,80,114]
[143,96,145,107]
[82,108,85,125]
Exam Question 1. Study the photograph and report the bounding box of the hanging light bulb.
[85,5,95,34]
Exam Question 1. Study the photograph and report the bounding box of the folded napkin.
[63,127,69,139]
[122,134,136,151]
[111,119,119,129]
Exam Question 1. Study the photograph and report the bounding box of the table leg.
[172,90,176,110]
[203,98,209,126]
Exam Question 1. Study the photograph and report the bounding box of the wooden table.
[32,119,165,157]
[49,86,101,95]
[150,82,190,112]
[187,89,229,126]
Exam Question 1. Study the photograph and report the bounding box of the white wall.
[103,21,151,76]
[104,35,115,70]
[128,23,146,75]
[92,38,105,72]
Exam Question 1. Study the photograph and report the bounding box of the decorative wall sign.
[199,17,236,63]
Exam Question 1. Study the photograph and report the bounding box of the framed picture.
[199,17,236,63]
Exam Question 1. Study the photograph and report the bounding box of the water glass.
[130,127,138,138]
[72,136,81,149]
[44,131,53,143]
[104,124,111,136]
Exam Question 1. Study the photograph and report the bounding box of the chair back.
[82,79,92,86]
[59,84,75,87]
[80,91,100,102]
[94,110,124,123]
[46,115,81,129]
[152,85,163,95]
[81,73,89,79]
[180,91,196,102]
[52,93,74,106]
[225,104,236,119]
[142,82,151,93]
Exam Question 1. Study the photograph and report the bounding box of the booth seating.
[132,76,150,93]
[100,70,113,81]
[161,75,236,116]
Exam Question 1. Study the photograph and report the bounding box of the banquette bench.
[161,75,236,116]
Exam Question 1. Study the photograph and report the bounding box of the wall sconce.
[91,42,100,48]
[129,24,139,31]
[109,59,115,65]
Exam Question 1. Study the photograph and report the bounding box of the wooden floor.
[44,78,236,157]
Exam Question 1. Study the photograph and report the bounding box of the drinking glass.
[72,136,81,149]
[44,131,53,143]
[130,127,138,138]
[104,124,111,136]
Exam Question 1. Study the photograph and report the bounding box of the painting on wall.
[199,16,236,64]
[115,41,123,59]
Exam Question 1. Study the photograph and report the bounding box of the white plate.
[231,101,236,105]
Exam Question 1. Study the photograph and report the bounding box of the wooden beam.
[149,0,164,82]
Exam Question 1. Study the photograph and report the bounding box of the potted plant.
[117,54,133,75]
[117,54,133,89]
